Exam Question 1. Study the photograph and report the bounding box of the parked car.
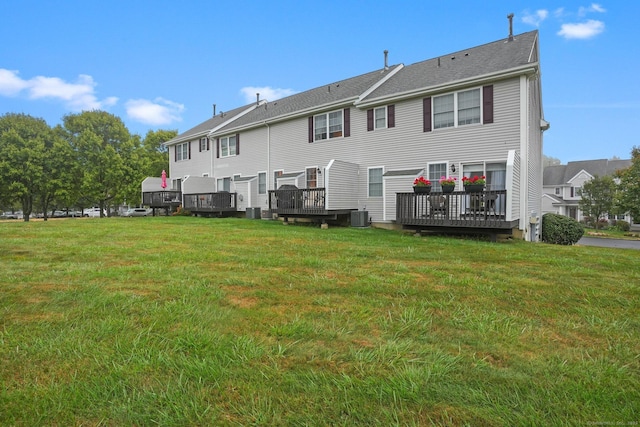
[83,207,106,217]
[0,211,23,220]
[122,208,151,217]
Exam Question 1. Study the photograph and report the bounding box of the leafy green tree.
[142,129,175,177]
[579,175,617,229]
[61,111,133,216]
[617,146,640,222]
[0,113,53,221]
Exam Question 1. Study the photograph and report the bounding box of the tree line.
[0,111,177,221]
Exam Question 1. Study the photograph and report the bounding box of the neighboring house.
[143,28,548,241]
[542,159,632,223]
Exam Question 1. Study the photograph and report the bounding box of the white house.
[144,28,548,241]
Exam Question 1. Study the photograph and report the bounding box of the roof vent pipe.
[507,13,514,41]
[256,93,260,106]
[384,50,389,70]
[213,104,216,116]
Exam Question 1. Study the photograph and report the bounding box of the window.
[368,168,383,197]
[274,170,283,190]
[217,177,231,192]
[375,107,386,129]
[433,88,481,129]
[306,167,318,189]
[220,135,236,157]
[571,187,581,197]
[313,110,342,141]
[199,137,209,152]
[258,172,267,194]
[428,163,447,190]
[176,142,189,161]
[555,187,561,195]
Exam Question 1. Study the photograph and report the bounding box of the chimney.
[213,104,216,116]
[384,50,389,70]
[507,13,514,41]
[256,93,260,106]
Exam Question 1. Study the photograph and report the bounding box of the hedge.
[542,213,584,245]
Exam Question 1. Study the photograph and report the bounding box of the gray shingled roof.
[360,30,539,103]
[164,103,256,146]
[543,159,631,185]
[213,66,401,135]
[179,30,539,140]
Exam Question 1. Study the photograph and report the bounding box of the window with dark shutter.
[367,109,374,131]
[388,105,395,128]
[423,97,432,132]
[216,138,220,158]
[308,117,314,143]
[483,85,494,124]
[344,108,350,137]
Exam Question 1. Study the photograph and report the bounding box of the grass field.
[1,217,638,426]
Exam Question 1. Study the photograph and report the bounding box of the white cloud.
[0,68,118,111]
[579,3,606,16]
[557,19,605,39]
[522,9,549,27]
[240,86,297,104]
[125,97,184,126]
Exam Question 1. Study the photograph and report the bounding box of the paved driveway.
[578,237,640,250]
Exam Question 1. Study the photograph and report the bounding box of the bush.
[615,220,630,232]
[542,213,584,245]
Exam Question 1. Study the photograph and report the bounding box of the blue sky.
[1,1,637,164]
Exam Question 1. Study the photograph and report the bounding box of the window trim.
[219,135,237,158]
[432,87,482,130]
[199,137,209,152]
[312,110,343,142]
[306,166,319,189]
[427,162,448,191]
[176,142,190,161]
[374,107,387,129]
[258,171,267,195]
[368,166,384,198]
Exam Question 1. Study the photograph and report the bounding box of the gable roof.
[358,31,539,105]
[543,159,632,185]
[177,30,540,140]
[163,103,258,146]
[212,66,402,135]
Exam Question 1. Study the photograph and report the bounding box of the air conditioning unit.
[246,207,261,219]
[351,211,368,227]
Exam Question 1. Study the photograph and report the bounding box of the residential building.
[143,28,548,241]
[542,159,632,223]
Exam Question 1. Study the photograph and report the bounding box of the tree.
[0,113,54,221]
[543,155,562,168]
[617,146,640,222]
[142,129,175,178]
[61,111,133,216]
[578,175,617,229]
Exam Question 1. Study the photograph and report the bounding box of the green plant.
[462,175,486,186]
[413,176,431,187]
[615,220,630,232]
[541,212,584,245]
[439,176,456,186]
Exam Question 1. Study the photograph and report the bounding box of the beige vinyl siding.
[325,160,359,210]
[527,76,543,223]
[171,139,212,180]
[507,150,521,222]
[383,175,418,221]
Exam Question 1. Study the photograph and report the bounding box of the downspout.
[264,121,270,204]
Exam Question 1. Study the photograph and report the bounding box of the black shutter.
[308,116,314,143]
[174,145,177,162]
[367,109,374,131]
[388,104,395,128]
[216,138,220,158]
[188,141,191,159]
[483,85,494,124]
[199,138,202,152]
[423,97,432,132]
[206,137,210,151]
[236,133,240,155]
[343,108,350,137]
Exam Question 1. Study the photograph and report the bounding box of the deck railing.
[183,192,237,212]
[269,188,326,215]
[142,191,182,208]
[396,189,512,229]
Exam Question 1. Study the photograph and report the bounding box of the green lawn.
[1,217,638,426]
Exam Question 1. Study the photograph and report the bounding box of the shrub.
[542,213,584,245]
[615,220,630,232]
